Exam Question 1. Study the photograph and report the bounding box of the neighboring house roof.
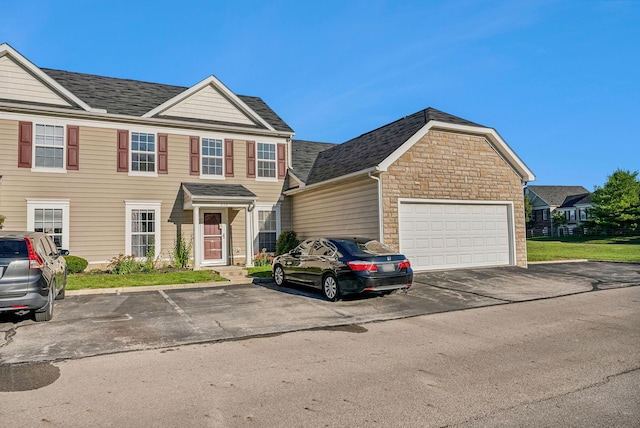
[526,185,590,207]
[291,140,336,183]
[560,193,592,208]
[41,68,293,133]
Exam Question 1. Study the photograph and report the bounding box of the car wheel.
[35,283,54,322]
[322,274,340,302]
[273,265,286,286]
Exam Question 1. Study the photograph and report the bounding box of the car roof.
[0,231,43,239]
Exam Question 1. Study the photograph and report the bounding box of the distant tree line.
[585,169,640,233]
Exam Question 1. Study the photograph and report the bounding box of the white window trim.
[255,142,278,182]
[200,136,225,180]
[26,199,70,250]
[124,201,161,258]
[253,203,281,253]
[31,120,67,174]
[542,209,548,221]
[128,131,158,177]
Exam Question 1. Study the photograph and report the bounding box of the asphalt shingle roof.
[291,140,336,183]
[527,185,590,207]
[304,107,482,185]
[182,183,257,199]
[40,68,293,133]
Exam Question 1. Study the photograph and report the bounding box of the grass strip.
[67,270,225,290]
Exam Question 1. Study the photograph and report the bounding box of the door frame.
[199,209,228,266]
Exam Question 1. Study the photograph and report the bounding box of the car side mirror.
[60,249,70,256]
[289,249,300,257]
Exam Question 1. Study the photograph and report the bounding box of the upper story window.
[257,142,276,178]
[543,209,548,221]
[131,132,156,173]
[35,124,64,168]
[202,138,223,176]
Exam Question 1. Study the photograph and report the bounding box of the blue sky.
[2,0,638,189]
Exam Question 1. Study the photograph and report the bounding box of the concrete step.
[212,266,249,277]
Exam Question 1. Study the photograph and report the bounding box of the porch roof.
[182,182,257,208]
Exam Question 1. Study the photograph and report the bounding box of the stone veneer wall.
[381,130,527,268]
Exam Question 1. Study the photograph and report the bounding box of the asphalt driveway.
[1,261,638,365]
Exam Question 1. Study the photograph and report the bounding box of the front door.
[203,213,223,262]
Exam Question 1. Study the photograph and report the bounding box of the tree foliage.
[589,169,640,231]
[524,195,533,223]
[552,211,568,227]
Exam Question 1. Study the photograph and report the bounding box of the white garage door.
[399,202,512,271]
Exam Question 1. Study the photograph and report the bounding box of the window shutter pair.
[245,141,287,179]
[189,137,234,177]
[117,131,168,173]
[18,121,80,170]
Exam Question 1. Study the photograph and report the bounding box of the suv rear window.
[0,240,28,258]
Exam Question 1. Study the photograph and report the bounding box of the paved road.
[1,261,639,365]
[1,286,638,427]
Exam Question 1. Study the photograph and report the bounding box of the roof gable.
[0,43,100,112]
[526,185,590,207]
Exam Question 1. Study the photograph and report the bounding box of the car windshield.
[337,239,396,256]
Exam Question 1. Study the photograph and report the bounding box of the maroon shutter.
[277,143,286,179]
[189,136,200,175]
[246,141,256,178]
[18,121,33,168]
[117,130,129,172]
[224,139,234,177]
[67,125,80,170]
[158,133,168,174]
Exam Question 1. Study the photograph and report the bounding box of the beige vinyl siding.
[0,57,71,106]
[163,85,254,125]
[0,119,286,266]
[291,176,379,240]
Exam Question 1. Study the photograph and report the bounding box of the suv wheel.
[35,283,54,322]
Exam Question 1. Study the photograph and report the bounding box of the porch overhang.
[182,182,257,209]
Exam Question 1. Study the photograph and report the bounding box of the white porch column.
[193,206,200,270]
[246,205,254,267]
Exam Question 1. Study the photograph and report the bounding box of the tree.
[524,195,533,224]
[589,169,640,231]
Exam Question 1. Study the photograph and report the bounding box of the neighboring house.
[0,43,293,269]
[285,109,535,271]
[0,42,536,272]
[524,185,592,236]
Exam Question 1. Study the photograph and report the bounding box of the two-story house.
[0,43,293,269]
[1,43,536,272]
[524,185,592,236]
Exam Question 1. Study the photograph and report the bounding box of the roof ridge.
[42,67,188,90]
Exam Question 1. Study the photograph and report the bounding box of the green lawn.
[248,265,273,278]
[66,270,225,290]
[527,236,640,262]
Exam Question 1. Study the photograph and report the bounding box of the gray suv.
[0,231,68,322]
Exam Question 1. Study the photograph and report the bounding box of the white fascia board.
[378,120,536,183]
[283,166,379,196]
[0,43,105,113]
[287,171,306,188]
[142,74,276,132]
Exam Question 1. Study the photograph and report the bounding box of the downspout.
[368,170,384,243]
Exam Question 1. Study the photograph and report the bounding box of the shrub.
[107,254,143,275]
[64,255,88,273]
[276,230,299,255]
[172,231,192,269]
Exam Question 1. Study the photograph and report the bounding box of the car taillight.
[24,238,44,270]
[347,261,378,272]
[398,260,411,269]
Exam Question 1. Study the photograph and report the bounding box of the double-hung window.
[35,124,64,169]
[202,138,223,177]
[125,201,161,258]
[131,132,156,173]
[258,210,277,253]
[257,142,276,179]
[26,199,70,250]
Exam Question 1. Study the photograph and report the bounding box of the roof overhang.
[182,183,257,210]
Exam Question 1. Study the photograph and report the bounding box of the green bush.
[107,254,144,275]
[64,255,88,273]
[172,231,192,268]
[276,230,299,255]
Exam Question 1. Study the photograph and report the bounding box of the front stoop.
[210,266,257,285]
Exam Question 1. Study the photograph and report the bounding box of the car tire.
[273,265,286,286]
[35,283,54,322]
[322,274,340,302]
[55,283,66,300]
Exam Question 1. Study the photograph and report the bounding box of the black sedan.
[272,237,413,301]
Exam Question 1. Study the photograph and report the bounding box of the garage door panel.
[400,202,512,271]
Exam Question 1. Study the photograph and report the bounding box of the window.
[131,132,155,172]
[35,124,64,169]
[125,201,161,258]
[580,209,587,221]
[543,209,548,221]
[26,199,70,250]
[257,142,276,178]
[202,138,223,176]
[569,210,576,221]
[258,210,277,252]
